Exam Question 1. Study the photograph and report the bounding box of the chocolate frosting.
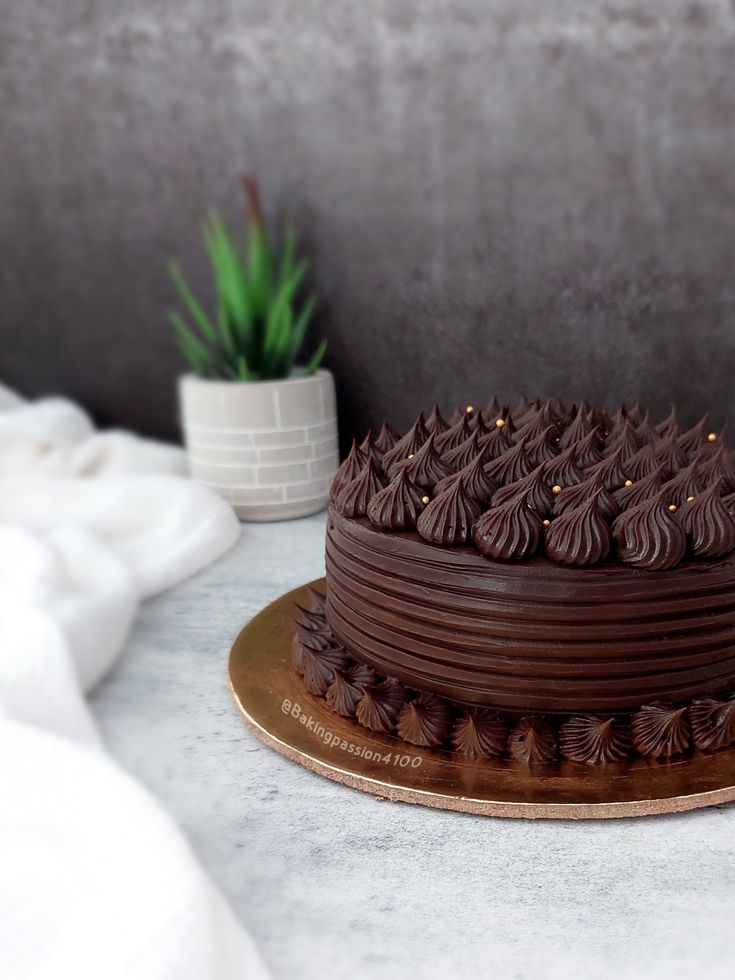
[491,465,556,515]
[442,429,483,472]
[661,461,703,507]
[635,411,658,445]
[396,693,453,746]
[355,679,406,733]
[326,663,378,716]
[553,473,619,521]
[425,404,451,436]
[699,446,735,494]
[559,715,630,764]
[516,402,561,443]
[542,446,584,489]
[679,479,735,558]
[366,469,427,531]
[484,437,534,486]
[558,404,596,451]
[416,478,481,545]
[678,415,710,456]
[545,494,612,566]
[335,456,387,518]
[612,465,665,510]
[630,702,690,758]
[374,421,400,455]
[689,697,735,751]
[330,439,367,500]
[388,432,452,486]
[306,586,327,614]
[656,433,689,478]
[585,445,630,490]
[451,709,508,758]
[435,413,474,453]
[359,430,380,460]
[625,443,661,481]
[482,394,503,423]
[607,418,642,458]
[526,425,560,466]
[478,423,514,459]
[433,447,496,505]
[473,492,543,560]
[572,427,603,469]
[613,490,687,570]
[509,717,557,763]
[301,643,351,696]
[656,405,679,438]
[382,413,430,471]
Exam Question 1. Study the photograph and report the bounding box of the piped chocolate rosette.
[297,399,735,766]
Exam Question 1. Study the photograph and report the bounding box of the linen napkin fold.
[0,385,269,980]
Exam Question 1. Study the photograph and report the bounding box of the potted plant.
[170,178,338,521]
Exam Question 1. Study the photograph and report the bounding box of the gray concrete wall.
[2,1,735,443]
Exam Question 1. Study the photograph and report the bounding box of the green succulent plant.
[169,177,326,381]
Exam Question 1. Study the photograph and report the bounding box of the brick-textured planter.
[179,370,339,521]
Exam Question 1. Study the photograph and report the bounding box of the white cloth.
[0,385,269,980]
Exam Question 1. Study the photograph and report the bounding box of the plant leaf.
[169,262,218,346]
[169,312,211,376]
[303,339,327,376]
[285,293,316,373]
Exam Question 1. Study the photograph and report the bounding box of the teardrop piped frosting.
[388,432,452,487]
[553,473,619,521]
[525,425,559,466]
[660,460,703,507]
[473,491,543,561]
[677,415,710,456]
[625,443,661,481]
[355,679,406,734]
[326,663,378,717]
[678,478,735,558]
[433,446,496,505]
[491,465,556,515]
[655,405,679,438]
[558,404,596,451]
[424,404,451,436]
[559,715,630,764]
[416,478,481,545]
[478,423,514,459]
[508,716,557,764]
[585,445,629,490]
[396,693,453,747]
[374,421,400,455]
[613,490,686,571]
[484,437,534,487]
[606,418,642,458]
[542,445,585,489]
[434,413,474,453]
[571,427,603,468]
[442,430,483,472]
[366,468,427,531]
[381,413,430,471]
[655,433,689,479]
[612,464,665,511]
[334,457,387,518]
[545,493,612,566]
[689,697,735,751]
[451,709,509,758]
[630,702,691,758]
[330,439,367,500]
[699,445,735,494]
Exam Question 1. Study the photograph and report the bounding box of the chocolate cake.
[293,398,735,765]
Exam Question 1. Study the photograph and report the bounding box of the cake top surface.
[329,396,735,570]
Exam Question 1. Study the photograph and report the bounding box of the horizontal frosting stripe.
[326,510,735,712]
[327,595,735,711]
[327,570,735,673]
[327,531,735,643]
[332,517,735,621]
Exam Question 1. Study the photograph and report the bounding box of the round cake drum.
[229,579,735,819]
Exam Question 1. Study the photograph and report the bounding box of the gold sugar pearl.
[624,479,633,487]
[408,453,414,459]
[421,495,430,505]
[668,503,677,512]
[495,418,506,428]
[708,432,717,443]
[552,485,562,494]
[543,519,551,527]
[686,495,695,502]
[465,404,474,414]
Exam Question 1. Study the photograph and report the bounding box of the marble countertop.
[92,513,735,980]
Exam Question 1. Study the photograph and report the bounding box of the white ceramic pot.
[179,369,339,521]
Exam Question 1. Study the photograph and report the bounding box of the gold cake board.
[228,579,735,820]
